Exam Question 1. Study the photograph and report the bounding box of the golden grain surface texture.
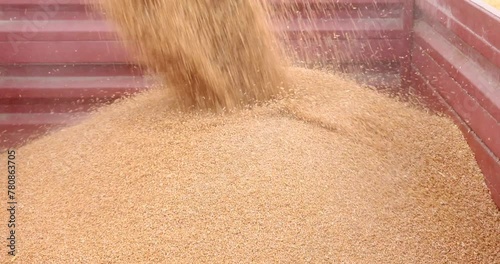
[1,68,499,263]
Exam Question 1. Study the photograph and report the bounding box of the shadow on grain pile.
[1,0,498,262]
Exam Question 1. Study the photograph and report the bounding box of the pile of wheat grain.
[98,0,287,111]
[1,68,499,263]
[2,0,498,262]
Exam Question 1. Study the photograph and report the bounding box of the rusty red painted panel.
[272,1,403,19]
[415,0,500,68]
[0,0,406,21]
[0,10,98,21]
[467,134,500,209]
[0,2,95,20]
[0,0,411,65]
[0,112,84,126]
[413,21,500,121]
[0,0,86,5]
[411,67,500,208]
[400,0,414,89]
[336,61,400,72]
[0,113,73,150]
[0,131,41,151]
[0,113,77,150]
[0,64,143,77]
[412,45,500,159]
[274,6,403,20]
[409,67,449,113]
[0,101,102,113]
[0,112,87,150]
[424,17,500,80]
[411,2,500,208]
[0,77,146,112]
[280,18,404,39]
[0,76,148,99]
[0,17,403,43]
[0,23,405,63]
[0,40,131,63]
[417,0,500,47]
[0,20,117,41]
[288,38,405,64]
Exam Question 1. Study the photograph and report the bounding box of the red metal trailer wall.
[410,0,500,206]
[273,0,413,89]
[0,0,146,147]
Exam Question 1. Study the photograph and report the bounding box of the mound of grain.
[1,68,498,263]
[98,0,287,111]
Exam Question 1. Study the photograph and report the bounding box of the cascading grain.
[98,0,288,111]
